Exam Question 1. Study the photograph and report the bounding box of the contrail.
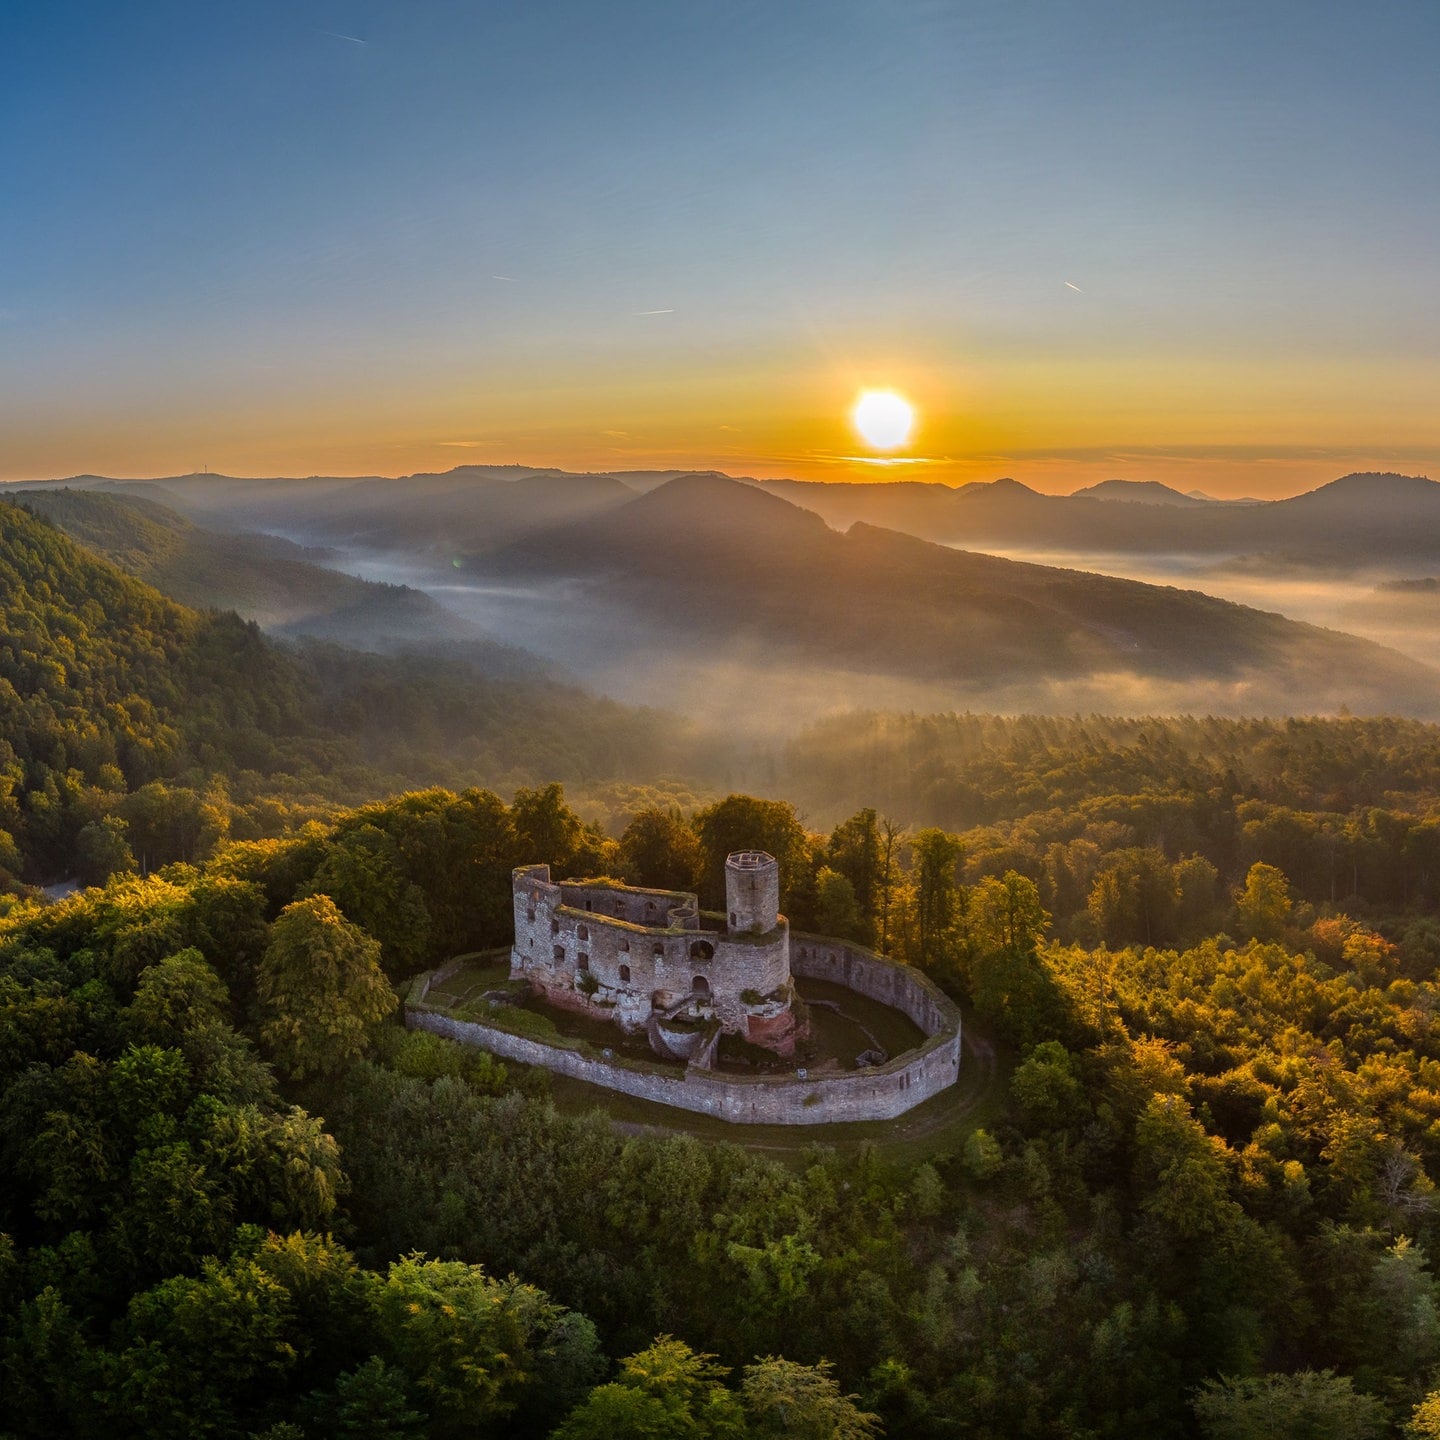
[492,275,518,282]
[315,28,368,45]
[1064,281,1083,292]
[635,308,675,315]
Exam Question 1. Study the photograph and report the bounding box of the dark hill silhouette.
[68,466,637,556]
[759,470,1440,566]
[21,465,1439,569]
[1071,479,1214,507]
[480,474,1440,716]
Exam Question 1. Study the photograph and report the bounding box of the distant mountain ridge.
[9,464,1440,716]
[476,471,1440,718]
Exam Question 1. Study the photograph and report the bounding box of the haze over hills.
[463,471,1440,721]
[1069,479,1223,507]
[0,488,548,677]
[19,465,1438,573]
[0,501,711,859]
[11,464,1440,721]
[759,471,1440,569]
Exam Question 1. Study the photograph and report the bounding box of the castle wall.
[510,863,793,1037]
[409,936,961,1126]
[789,934,952,1034]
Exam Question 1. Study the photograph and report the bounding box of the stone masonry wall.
[407,937,961,1126]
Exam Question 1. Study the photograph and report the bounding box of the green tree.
[1236,862,1293,943]
[813,868,863,942]
[302,825,432,979]
[257,895,397,1080]
[618,808,704,893]
[373,1256,601,1440]
[1193,1370,1387,1440]
[826,809,882,943]
[74,815,136,886]
[909,828,966,975]
[741,1356,882,1439]
[694,796,811,915]
[554,1337,745,1440]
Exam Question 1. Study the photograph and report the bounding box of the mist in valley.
[976,544,1440,668]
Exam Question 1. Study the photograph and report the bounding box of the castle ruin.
[510,851,805,1061]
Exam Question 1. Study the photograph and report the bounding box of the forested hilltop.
[14,498,1440,1433]
[8,757,1440,1435]
[0,502,705,888]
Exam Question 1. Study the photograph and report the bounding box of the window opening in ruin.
[652,943,664,956]
[578,953,589,972]
[619,939,630,952]
[689,940,714,962]
[692,974,711,995]
[585,900,592,911]
[550,918,559,935]
[553,945,564,962]
[526,905,535,921]
[730,912,737,926]
[577,925,589,941]
[618,964,631,983]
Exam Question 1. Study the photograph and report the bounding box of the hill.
[759,470,1440,567]
[1070,479,1215,507]
[482,473,1440,717]
[22,466,638,557]
[0,504,704,883]
[2,488,544,673]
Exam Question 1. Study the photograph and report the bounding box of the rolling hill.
[479,473,1440,717]
[1,488,547,675]
[0,503,704,879]
[758,471,1440,568]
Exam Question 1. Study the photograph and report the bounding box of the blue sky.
[3,0,1438,491]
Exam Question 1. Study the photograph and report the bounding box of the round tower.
[725,851,779,933]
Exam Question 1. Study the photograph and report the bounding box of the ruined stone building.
[510,851,804,1061]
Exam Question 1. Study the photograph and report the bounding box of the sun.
[852,389,915,451]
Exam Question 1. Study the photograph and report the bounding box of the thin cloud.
[491,274,518,282]
[634,308,675,316]
[314,27,368,44]
[1064,281,1083,292]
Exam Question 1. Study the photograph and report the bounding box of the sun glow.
[852,389,915,451]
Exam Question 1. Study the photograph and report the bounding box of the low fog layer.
[12,467,1440,740]
[977,546,1440,669]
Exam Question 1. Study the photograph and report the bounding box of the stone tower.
[725,850,780,933]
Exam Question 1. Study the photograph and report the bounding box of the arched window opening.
[689,940,714,962]
[550,918,560,936]
[578,953,590,972]
[618,964,631,983]
[692,974,711,995]
[553,945,564,962]
[729,912,737,927]
[577,924,589,941]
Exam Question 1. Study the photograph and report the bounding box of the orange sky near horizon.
[5,342,1436,499]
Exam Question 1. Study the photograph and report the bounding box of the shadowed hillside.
[3,488,547,675]
[0,504,711,882]
[477,473,1440,718]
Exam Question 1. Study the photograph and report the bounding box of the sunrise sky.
[4,0,1438,495]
